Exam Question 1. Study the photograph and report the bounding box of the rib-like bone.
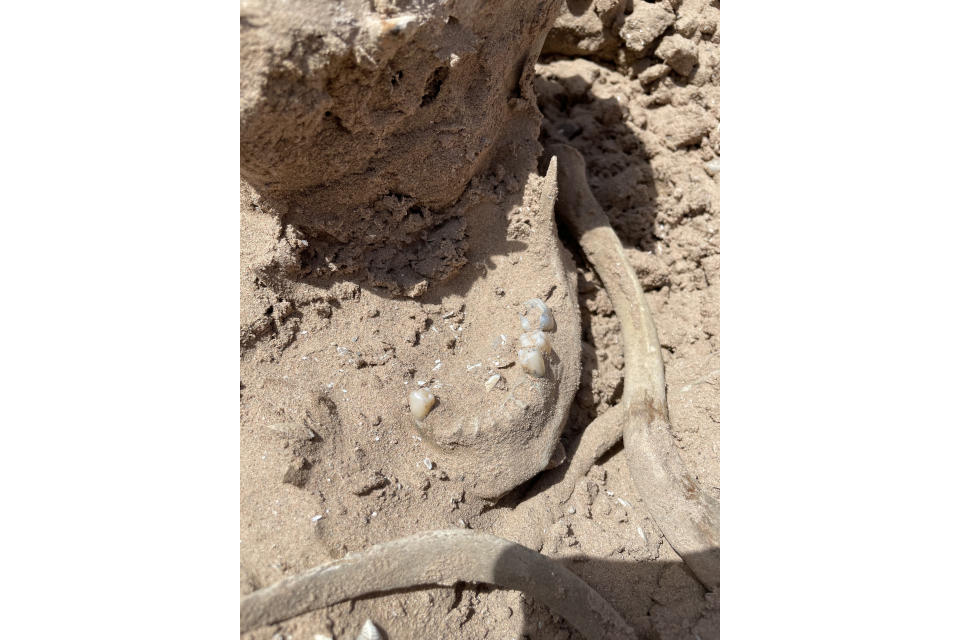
[550,144,720,590]
[534,404,626,505]
[240,529,634,639]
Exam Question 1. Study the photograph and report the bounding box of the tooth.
[409,389,436,420]
[520,298,556,332]
[518,348,546,377]
[518,330,552,355]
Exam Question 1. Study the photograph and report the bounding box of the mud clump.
[240,0,564,297]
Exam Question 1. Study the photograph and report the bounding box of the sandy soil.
[240,1,719,638]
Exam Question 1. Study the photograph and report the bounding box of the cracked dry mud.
[241,1,719,638]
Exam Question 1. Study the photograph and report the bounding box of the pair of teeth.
[517,299,556,378]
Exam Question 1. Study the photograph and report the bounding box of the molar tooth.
[520,298,556,332]
[518,347,546,378]
[409,389,436,420]
[518,330,552,355]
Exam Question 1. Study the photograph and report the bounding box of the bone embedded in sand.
[239,529,635,639]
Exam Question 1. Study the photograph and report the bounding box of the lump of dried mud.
[240,0,563,296]
[654,33,699,77]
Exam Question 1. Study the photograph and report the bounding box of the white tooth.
[409,389,436,420]
[518,348,546,377]
[521,298,556,332]
[356,619,383,640]
[484,374,501,391]
[518,330,552,355]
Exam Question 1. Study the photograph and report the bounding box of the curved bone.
[412,158,582,500]
[533,404,625,504]
[550,144,720,590]
[240,529,634,639]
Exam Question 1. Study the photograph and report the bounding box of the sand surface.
[241,1,719,638]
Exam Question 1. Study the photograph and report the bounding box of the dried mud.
[240,1,719,638]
